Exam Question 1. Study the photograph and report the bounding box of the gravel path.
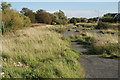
[70,41,89,54]
[80,55,118,78]
[62,28,119,78]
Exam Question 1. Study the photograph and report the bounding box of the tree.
[51,10,68,25]
[69,17,77,25]
[36,9,52,24]
[20,8,36,23]
[101,17,115,23]
[1,2,11,11]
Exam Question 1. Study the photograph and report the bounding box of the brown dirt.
[31,23,46,27]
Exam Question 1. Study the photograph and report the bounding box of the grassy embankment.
[2,25,85,78]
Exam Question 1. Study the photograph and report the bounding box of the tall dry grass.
[86,32,119,58]
[2,25,85,78]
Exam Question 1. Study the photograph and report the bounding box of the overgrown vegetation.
[101,13,120,23]
[99,29,118,34]
[96,22,119,29]
[86,33,120,58]
[73,31,120,58]
[1,2,31,34]
[68,27,119,59]
[20,8,36,23]
[2,26,85,78]
[48,24,73,33]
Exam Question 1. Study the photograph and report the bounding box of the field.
[1,2,120,78]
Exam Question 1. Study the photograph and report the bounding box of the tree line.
[20,8,68,25]
[1,2,120,34]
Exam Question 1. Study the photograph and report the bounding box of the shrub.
[96,22,118,29]
[68,28,72,31]
[22,15,31,27]
[76,25,82,27]
[2,9,31,34]
[99,29,118,34]
[90,42,120,58]
[101,17,115,23]
[76,29,80,32]
[70,35,76,39]
[36,9,52,24]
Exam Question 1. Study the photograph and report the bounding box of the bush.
[99,29,118,34]
[101,17,115,23]
[96,22,118,29]
[76,29,80,32]
[20,14,31,27]
[36,9,52,24]
[90,43,120,58]
[76,25,82,27]
[68,28,72,31]
[2,9,31,34]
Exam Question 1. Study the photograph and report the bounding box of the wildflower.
[18,62,23,66]
[3,58,6,61]
[13,62,17,66]
[9,58,12,61]
[19,63,23,66]
[1,72,4,76]
[18,62,21,64]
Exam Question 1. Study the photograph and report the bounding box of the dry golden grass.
[77,23,97,26]
[2,25,85,78]
[86,32,118,44]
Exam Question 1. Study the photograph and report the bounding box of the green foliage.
[87,17,98,23]
[69,18,87,24]
[2,26,85,78]
[96,22,118,29]
[76,36,94,45]
[20,8,36,23]
[76,24,82,27]
[99,29,118,34]
[2,9,31,34]
[69,17,77,25]
[101,17,115,23]
[36,9,52,24]
[89,43,120,58]
[68,28,72,31]
[1,2,11,11]
[76,29,80,32]
[50,10,68,25]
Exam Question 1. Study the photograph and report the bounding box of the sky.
[2,1,119,18]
